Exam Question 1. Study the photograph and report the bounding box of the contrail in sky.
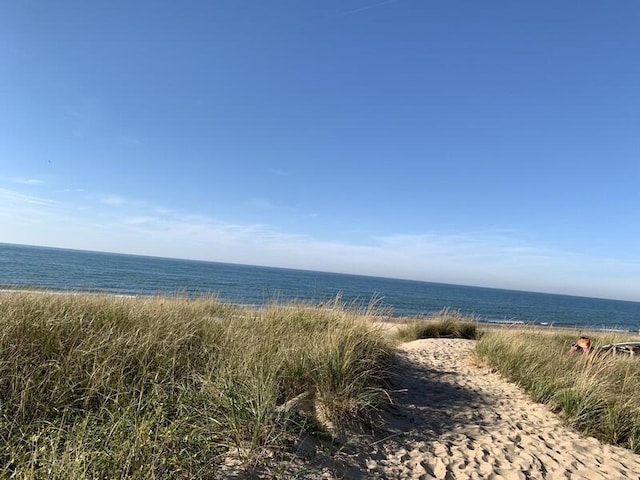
[335,0,403,18]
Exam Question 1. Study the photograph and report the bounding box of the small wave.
[484,318,526,325]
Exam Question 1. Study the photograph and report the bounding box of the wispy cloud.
[10,177,45,186]
[100,195,128,206]
[0,188,59,207]
[376,232,541,263]
[335,0,402,18]
[2,184,640,301]
[248,198,277,210]
[99,194,147,208]
[63,97,104,138]
[117,135,143,147]
[122,216,157,225]
[56,188,86,194]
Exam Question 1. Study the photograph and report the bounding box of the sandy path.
[353,338,640,479]
[228,338,640,479]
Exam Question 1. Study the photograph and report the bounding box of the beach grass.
[394,308,478,342]
[0,291,393,478]
[475,329,640,452]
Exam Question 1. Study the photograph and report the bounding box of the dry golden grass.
[0,292,393,478]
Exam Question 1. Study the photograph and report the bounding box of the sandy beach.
[299,338,640,479]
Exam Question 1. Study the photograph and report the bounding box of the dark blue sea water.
[1,243,639,331]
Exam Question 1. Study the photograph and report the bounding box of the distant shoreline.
[3,286,639,335]
[3,243,640,330]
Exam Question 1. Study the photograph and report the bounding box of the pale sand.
[298,338,640,479]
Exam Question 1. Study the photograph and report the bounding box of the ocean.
[1,242,639,331]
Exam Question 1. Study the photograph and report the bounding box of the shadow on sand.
[220,344,493,479]
[296,348,493,479]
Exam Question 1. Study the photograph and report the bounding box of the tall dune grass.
[0,292,393,478]
[475,329,640,452]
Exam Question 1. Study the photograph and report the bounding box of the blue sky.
[1,1,639,301]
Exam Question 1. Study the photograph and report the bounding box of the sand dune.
[305,338,640,479]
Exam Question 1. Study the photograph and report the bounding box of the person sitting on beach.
[569,336,591,356]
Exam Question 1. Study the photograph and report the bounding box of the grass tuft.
[0,292,393,477]
[475,329,640,452]
[395,308,478,342]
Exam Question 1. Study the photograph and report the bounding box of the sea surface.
[1,243,639,332]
